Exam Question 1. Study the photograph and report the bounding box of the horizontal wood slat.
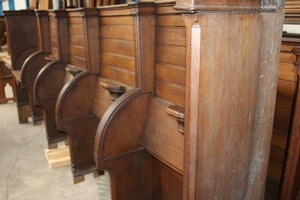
[274,96,294,118]
[69,55,86,69]
[156,27,186,47]
[69,46,86,58]
[273,114,292,134]
[50,29,57,41]
[50,39,58,49]
[155,46,186,67]
[271,129,288,150]
[100,52,135,72]
[156,15,185,27]
[280,52,297,63]
[100,25,134,40]
[69,35,85,47]
[155,63,185,86]
[68,17,82,24]
[51,47,58,58]
[281,44,298,52]
[100,16,133,25]
[155,80,185,105]
[276,79,297,99]
[268,160,283,181]
[100,38,135,57]
[278,62,297,82]
[269,145,286,165]
[49,17,57,31]
[101,64,136,87]
[68,24,84,35]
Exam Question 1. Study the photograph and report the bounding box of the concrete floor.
[0,86,111,200]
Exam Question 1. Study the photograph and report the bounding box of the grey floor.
[0,85,111,200]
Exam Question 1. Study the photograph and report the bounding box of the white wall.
[2,1,9,10]
[283,24,300,34]
[14,0,27,10]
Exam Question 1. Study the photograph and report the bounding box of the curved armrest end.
[20,51,49,88]
[33,60,67,106]
[94,89,151,170]
[55,72,98,130]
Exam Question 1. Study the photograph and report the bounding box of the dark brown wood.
[280,46,300,200]
[94,2,184,199]
[94,0,284,199]
[3,10,40,124]
[182,10,284,200]
[265,33,300,199]
[19,11,51,126]
[55,3,155,182]
[33,10,69,147]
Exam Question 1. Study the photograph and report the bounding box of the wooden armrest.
[293,47,300,67]
[45,56,56,62]
[65,65,83,77]
[100,81,126,101]
[166,104,185,134]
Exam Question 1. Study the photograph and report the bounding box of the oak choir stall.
[1,0,300,199]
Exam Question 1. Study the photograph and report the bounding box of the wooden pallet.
[44,145,71,169]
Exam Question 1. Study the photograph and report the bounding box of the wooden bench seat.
[55,3,155,183]
[3,10,42,124]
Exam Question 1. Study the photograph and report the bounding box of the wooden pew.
[32,9,69,149]
[265,33,300,199]
[55,3,155,183]
[3,10,43,125]
[34,7,100,156]
[280,46,300,200]
[94,0,284,199]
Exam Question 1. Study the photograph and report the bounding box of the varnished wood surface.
[280,46,300,200]
[1,0,283,198]
[3,10,40,124]
[54,3,156,181]
[267,34,300,190]
[142,97,184,173]
[155,13,186,105]
[182,10,284,199]
[92,1,285,199]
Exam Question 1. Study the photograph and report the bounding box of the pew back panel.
[155,7,186,105]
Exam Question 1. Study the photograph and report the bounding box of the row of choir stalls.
[265,0,300,199]
[1,0,299,199]
[0,0,129,184]
[29,0,127,9]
